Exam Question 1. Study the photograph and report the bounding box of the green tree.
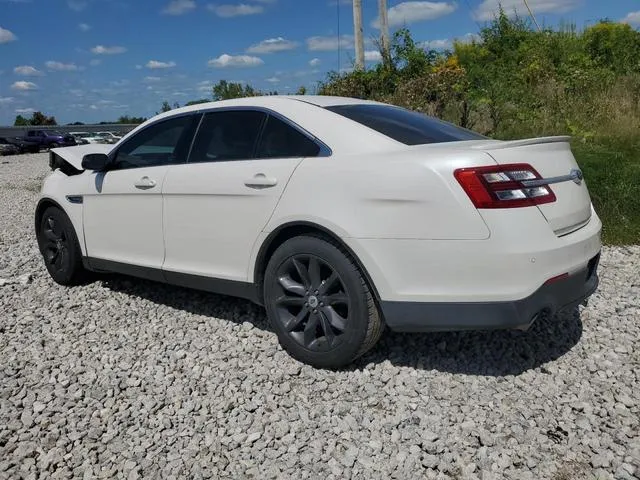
[296,86,307,95]
[29,111,57,126]
[14,115,29,126]
[212,80,258,100]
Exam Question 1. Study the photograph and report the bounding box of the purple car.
[23,130,77,150]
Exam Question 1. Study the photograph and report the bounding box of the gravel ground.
[0,153,638,480]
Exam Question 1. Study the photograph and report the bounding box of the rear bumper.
[382,253,600,332]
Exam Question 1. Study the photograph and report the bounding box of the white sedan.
[36,96,601,368]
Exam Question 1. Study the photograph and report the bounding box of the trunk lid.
[473,136,592,235]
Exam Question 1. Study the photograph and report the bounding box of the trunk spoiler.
[469,136,572,151]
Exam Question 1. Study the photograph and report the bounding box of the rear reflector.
[454,163,556,209]
[544,273,569,285]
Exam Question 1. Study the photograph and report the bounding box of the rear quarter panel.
[266,149,496,240]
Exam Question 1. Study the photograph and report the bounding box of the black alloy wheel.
[274,254,350,351]
[264,235,384,369]
[37,207,86,285]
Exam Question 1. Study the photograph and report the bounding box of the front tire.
[36,206,86,286]
[263,235,384,369]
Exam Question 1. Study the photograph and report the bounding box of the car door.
[82,113,200,278]
[162,109,323,283]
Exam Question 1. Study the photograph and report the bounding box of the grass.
[572,138,640,245]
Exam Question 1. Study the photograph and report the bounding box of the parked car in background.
[96,131,122,144]
[36,95,601,368]
[69,132,103,145]
[0,136,40,154]
[22,130,76,150]
[0,139,20,155]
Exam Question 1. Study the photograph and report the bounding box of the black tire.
[36,206,87,286]
[49,142,60,150]
[263,235,384,369]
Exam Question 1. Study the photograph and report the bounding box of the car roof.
[159,95,384,119]
[119,95,402,156]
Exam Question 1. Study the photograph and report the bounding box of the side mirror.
[81,153,111,171]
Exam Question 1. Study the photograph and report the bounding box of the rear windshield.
[325,104,486,145]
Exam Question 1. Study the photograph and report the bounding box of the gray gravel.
[1,153,639,480]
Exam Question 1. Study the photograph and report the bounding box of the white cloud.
[473,0,581,21]
[135,64,143,69]
[266,76,280,83]
[208,54,264,68]
[13,65,43,76]
[78,23,91,31]
[91,45,127,54]
[46,61,79,71]
[0,26,17,43]
[373,1,456,28]
[247,37,298,54]
[146,60,177,69]
[364,50,382,62]
[144,76,162,82]
[90,59,102,66]
[622,11,640,26]
[197,81,213,92]
[419,38,451,50]
[89,104,98,110]
[162,0,196,15]
[208,3,264,17]
[0,97,14,104]
[67,0,87,11]
[15,107,35,114]
[309,58,321,67]
[307,35,354,51]
[11,81,37,91]
[456,32,481,44]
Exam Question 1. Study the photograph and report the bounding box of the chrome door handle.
[244,173,278,189]
[134,176,157,189]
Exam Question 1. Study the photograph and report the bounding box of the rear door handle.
[244,173,278,189]
[134,176,157,189]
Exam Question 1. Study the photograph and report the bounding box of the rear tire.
[263,235,384,369]
[36,206,87,286]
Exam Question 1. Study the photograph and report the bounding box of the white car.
[69,132,105,145]
[36,96,601,368]
[95,131,122,144]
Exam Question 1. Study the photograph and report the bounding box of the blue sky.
[1,0,639,124]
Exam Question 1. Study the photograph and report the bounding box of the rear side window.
[189,110,266,162]
[255,115,320,159]
[326,104,486,145]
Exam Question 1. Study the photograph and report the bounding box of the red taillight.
[454,163,556,209]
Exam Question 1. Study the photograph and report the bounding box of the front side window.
[255,115,320,159]
[326,104,486,145]
[189,110,266,163]
[112,114,198,169]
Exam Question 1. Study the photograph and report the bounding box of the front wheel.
[36,206,87,285]
[263,235,384,369]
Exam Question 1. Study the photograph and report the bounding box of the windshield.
[325,104,486,145]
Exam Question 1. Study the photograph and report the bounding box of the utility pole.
[353,0,365,70]
[378,0,391,65]
[522,0,541,31]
